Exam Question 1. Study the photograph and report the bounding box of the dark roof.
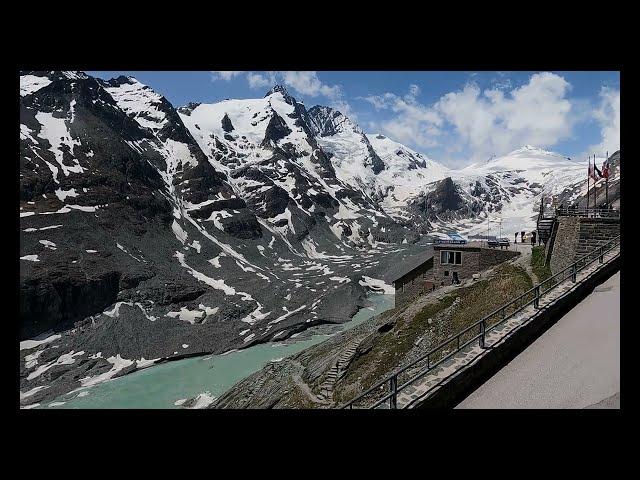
[388,250,434,284]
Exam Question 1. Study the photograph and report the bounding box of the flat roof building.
[433,242,519,286]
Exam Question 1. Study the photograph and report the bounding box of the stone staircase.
[317,339,361,402]
[574,218,620,259]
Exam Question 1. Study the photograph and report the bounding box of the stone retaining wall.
[550,216,620,275]
[549,216,580,275]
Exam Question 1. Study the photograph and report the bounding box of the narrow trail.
[510,243,538,284]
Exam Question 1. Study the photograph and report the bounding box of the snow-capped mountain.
[19,73,428,406]
[177,85,423,248]
[19,71,617,406]
[430,145,589,236]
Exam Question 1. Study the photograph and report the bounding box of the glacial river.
[40,293,394,409]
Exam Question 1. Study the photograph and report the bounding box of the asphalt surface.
[456,271,620,409]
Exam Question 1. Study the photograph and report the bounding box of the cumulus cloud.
[210,71,244,81]
[242,71,342,100]
[590,86,620,156]
[246,72,271,89]
[279,71,342,99]
[361,85,442,148]
[438,73,575,160]
[361,72,577,162]
[243,71,356,121]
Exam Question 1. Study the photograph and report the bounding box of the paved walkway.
[457,271,619,409]
[386,245,620,409]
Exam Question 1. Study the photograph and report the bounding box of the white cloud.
[210,71,244,81]
[244,71,357,122]
[362,73,577,162]
[437,73,574,161]
[590,86,620,156]
[244,71,343,101]
[246,72,271,89]
[361,85,442,148]
[330,99,358,123]
[279,71,342,100]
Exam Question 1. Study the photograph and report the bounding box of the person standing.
[515,232,519,243]
[530,231,536,245]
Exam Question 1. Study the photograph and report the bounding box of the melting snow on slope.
[167,307,204,323]
[79,354,134,387]
[104,77,168,132]
[20,74,52,96]
[27,350,85,380]
[20,333,62,351]
[183,391,216,409]
[35,111,84,178]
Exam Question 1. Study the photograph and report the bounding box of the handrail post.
[599,246,604,264]
[389,375,398,409]
[479,320,486,349]
[571,264,577,283]
[533,286,540,309]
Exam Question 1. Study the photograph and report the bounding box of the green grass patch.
[335,296,455,401]
[334,263,534,404]
[531,245,552,287]
[446,263,532,343]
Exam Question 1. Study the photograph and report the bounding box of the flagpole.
[592,154,595,211]
[592,154,595,210]
[591,153,598,210]
[587,155,591,211]
[605,150,609,207]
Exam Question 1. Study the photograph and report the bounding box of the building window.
[440,250,462,265]
[444,270,449,276]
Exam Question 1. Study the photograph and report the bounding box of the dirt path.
[510,243,538,284]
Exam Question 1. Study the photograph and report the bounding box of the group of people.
[514,230,537,245]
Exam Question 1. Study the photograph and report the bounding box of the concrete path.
[456,272,620,409]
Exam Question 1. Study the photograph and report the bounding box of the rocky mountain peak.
[106,75,140,87]
[265,84,296,104]
[307,105,361,137]
[265,84,290,97]
[177,102,201,116]
[221,113,234,133]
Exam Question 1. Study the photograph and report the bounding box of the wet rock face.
[20,267,121,339]
[140,281,207,306]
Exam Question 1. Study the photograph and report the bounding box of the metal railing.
[555,207,620,218]
[341,234,621,409]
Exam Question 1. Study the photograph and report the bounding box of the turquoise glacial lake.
[41,294,394,409]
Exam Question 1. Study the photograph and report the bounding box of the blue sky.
[90,71,620,168]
